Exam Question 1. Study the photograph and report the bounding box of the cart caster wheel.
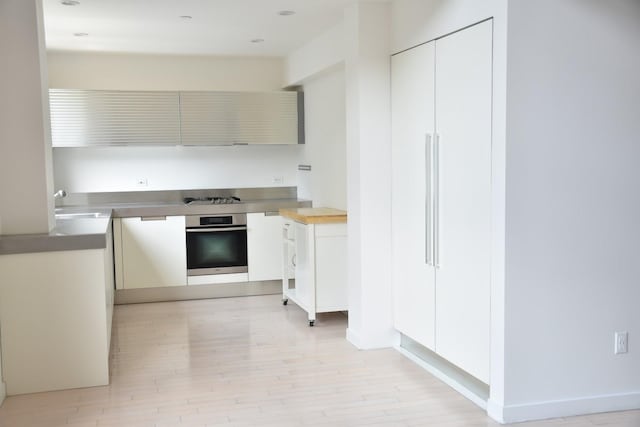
[282,299,288,306]
[309,320,315,327]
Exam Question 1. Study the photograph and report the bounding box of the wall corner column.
[0,0,55,235]
[344,2,397,349]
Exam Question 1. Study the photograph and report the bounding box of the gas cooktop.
[183,196,241,205]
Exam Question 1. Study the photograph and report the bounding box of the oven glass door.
[186,228,248,275]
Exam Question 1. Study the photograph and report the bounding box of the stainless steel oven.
[186,214,248,276]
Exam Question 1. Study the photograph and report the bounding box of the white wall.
[284,19,348,209]
[287,3,396,349]
[54,145,299,192]
[285,23,344,86]
[47,51,284,91]
[501,0,640,421]
[48,52,299,193]
[296,67,347,210]
[392,0,504,54]
[0,0,55,235]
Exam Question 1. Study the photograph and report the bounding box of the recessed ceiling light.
[73,32,89,37]
[250,38,264,44]
[278,10,295,16]
[179,15,193,20]
[61,0,80,5]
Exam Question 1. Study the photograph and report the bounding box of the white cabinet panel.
[104,224,115,350]
[434,20,492,383]
[113,218,124,290]
[0,249,112,394]
[121,216,187,289]
[247,213,283,281]
[315,235,347,311]
[391,41,437,351]
[294,222,314,310]
[282,219,296,281]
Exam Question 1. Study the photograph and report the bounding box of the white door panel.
[434,20,492,383]
[391,41,437,350]
[247,213,284,281]
[121,216,187,289]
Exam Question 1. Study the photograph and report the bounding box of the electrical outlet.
[272,176,284,185]
[136,178,148,187]
[615,331,628,355]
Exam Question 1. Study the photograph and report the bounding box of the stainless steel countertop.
[0,198,311,255]
[110,198,311,218]
[0,208,113,255]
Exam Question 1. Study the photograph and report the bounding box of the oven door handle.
[186,227,247,233]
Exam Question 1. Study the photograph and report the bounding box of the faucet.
[54,189,68,199]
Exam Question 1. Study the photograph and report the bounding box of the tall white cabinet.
[391,20,492,383]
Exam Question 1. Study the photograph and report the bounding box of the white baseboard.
[346,327,399,350]
[115,280,280,304]
[346,328,362,348]
[187,273,249,286]
[488,391,640,424]
[395,344,488,411]
[486,399,506,423]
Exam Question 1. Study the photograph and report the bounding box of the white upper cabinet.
[50,89,180,147]
[391,41,437,351]
[391,20,493,384]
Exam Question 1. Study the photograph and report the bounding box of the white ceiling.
[42,0,359,57]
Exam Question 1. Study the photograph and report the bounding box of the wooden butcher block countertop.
[279,207,347,224]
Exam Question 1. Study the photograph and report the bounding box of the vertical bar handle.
[425,133,433,266]
[434,133,441,268]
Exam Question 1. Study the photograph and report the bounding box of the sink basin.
[55,212,108,220]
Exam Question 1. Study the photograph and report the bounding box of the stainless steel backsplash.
[58,187,299,207]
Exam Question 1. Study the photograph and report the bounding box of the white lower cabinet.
[118,216,187,289]
[247,212,283,281]
[0,242,115,394]
[283,220,348,326]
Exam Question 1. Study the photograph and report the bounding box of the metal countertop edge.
[0,233,109,256]
[111,199,311,218]
[0,199,312,256]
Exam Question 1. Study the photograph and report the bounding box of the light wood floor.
[0,294,637,427]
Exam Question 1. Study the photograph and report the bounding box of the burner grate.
[184,196,241,205]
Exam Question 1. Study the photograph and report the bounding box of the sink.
[55,212,109,220]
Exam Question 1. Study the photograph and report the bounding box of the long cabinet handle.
[425,133,433,266]
[141,216,167,221]
[434,133,441,269]
[186,227,247,233]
